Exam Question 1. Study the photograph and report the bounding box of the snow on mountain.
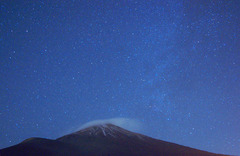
[73,123,145,140]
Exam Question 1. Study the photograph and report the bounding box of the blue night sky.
[0,0,240,155]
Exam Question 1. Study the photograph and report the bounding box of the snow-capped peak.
[75,124,144,139]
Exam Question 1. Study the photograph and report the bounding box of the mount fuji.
[0,124,228,156]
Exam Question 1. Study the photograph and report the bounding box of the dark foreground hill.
[0,124,228,156]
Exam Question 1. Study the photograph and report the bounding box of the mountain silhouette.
[0,124,228,156]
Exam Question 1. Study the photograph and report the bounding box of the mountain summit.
[61,124,144,139]
[74,124,136,136]
[0,124,228,156]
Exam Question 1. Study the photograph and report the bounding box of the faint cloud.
[79,118,142,132]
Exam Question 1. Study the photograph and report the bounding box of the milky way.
[0,1,239,155]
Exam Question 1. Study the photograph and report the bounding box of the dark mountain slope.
[0,137,83,156]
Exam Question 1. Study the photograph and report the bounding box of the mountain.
[0,124,229,156]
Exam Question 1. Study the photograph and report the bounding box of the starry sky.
[0,0,240,155]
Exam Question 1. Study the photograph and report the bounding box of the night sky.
[0,0,240,155]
